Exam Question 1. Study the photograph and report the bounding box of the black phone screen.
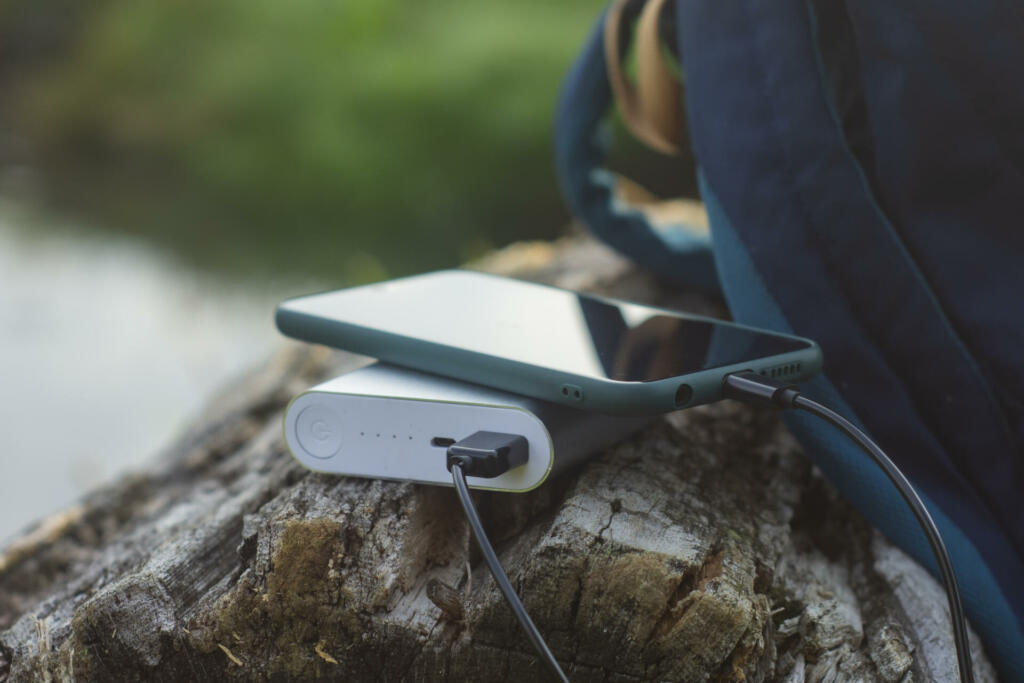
[279,271,813,383]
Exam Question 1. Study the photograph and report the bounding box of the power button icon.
[296,405,343,459]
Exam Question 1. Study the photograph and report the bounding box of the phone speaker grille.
[760,362,803,379]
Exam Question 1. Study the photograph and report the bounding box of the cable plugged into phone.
[445,432,569,682]
[723,371,976,683]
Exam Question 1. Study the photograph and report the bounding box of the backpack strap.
[603,0,684,155]
[554,6,718,293]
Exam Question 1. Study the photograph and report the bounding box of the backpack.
[555,1,1024,679]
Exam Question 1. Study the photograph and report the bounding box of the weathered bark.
[0,236,995,682]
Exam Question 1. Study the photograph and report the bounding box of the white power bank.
[284,362,651,492]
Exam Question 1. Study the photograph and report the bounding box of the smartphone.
[276,270,821,415]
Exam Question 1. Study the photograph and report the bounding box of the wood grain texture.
[0,237,994,682]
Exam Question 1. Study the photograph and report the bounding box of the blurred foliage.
[1,0,604,283]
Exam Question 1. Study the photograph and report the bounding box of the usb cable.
[723,371,975,683]
[445,431,570,682]
[443,375,976,683]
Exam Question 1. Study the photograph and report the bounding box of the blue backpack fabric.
[555,2,1024,679]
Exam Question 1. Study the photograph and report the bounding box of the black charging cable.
[445,431,570,682]
[723,371,975,683]
[442,380,976,683]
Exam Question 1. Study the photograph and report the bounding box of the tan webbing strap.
[604,0,683,155]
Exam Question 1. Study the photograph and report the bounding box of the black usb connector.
[445,430,528,478]
[722,369,801,407]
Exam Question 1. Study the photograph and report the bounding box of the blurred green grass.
[2,0,604,283]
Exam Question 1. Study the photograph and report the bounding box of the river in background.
[0,208,316,542]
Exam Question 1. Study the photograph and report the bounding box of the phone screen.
[281,271,812,383]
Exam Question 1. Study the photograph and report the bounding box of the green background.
[1,0,608,284]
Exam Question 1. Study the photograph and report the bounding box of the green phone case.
[276,271,822,415]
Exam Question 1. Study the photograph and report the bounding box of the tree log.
[0,237,995,681]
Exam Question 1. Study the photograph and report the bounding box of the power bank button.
[296,405,343,459]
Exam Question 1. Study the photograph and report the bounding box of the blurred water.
[0,211,290,542]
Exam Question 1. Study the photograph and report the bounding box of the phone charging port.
[431,437,456,447]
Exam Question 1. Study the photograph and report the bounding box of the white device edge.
[284,362,652,492]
